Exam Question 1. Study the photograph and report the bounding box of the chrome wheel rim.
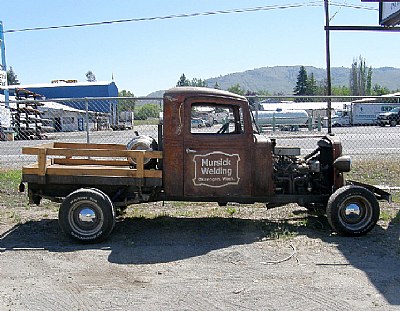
[69,200,104,236]
[339,195,373,231]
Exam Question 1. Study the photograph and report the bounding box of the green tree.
[176,73,190,87]
[366,67,372,95]
[371,84,390,96]
[332,85,351,96]
[86,70,97,82]
[306,73,317,96]
[135,104,161,120]
[118,90,136,112]
[349,56,372,96]
[228,83,245,95]
[190,78,207,87]
[177,74,208,87]
[6,66,20,85]
[293,66,308,96]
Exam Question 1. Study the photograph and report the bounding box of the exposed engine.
[273,138,335,195]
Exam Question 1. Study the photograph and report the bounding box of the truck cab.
[161,87,347,207]
[162,87,274,203]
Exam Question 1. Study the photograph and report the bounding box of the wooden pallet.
[22,142,163,180]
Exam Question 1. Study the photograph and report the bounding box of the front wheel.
[59,188,116,243]
[326,185,379,236]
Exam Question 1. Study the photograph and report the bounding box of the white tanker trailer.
[255,108,309,127]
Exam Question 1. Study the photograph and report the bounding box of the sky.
[1,1,399,96]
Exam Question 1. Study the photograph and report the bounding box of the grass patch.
[133,119,160,126]
[347,159,400,188]
[0,169,22,192]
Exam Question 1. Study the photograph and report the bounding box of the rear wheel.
[59,188,116,243]
[389,119,397,127]
[326,185,379,236]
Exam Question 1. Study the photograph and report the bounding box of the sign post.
[0,21,9,108]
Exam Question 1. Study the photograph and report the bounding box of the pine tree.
[176,73,190,87]
[6,66,20,85]
[306,73,317,96]
[293,66,308,96]
[85,70,96,82]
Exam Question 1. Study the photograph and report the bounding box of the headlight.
[333,155,351,172]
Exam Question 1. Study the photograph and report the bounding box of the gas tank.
[257,109,309,126]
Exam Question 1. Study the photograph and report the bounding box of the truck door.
[183,99,252,199]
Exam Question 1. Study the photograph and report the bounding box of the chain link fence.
[1,94,400,170]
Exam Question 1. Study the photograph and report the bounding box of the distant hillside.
[147,66,400,96]
[206,66,400,94]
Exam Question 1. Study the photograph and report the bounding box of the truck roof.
[164,87,247,102]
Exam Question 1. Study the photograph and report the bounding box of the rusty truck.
[20,87,391,243]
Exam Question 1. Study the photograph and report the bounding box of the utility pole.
[324,0,332,134]
[0,21,9,108]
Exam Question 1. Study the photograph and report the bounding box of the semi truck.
[325,101,400,127]
[20,87,391,243]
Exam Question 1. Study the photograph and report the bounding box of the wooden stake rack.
[22,142,163,183]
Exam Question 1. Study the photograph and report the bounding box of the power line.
[3,2,320,33]
[3,1,377,34]
[330,2,378,12]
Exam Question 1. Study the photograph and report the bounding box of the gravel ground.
[0,200,399,311]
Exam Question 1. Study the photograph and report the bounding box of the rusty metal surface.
[252,134,274,196]
[163,87,267,200]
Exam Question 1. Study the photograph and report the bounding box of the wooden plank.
[22,142,163,159]
[22,164,162,179]
[143,170,162,178]
[135,151,145,178]
[37,148,48,176]
[53,142,127,150]
[53,158,130,166]
[43,164,160,178]
[43,148,162,159]
[46,166,137,177]
[22,143,55,155]
[22,163,39,175]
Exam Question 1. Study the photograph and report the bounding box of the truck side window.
[190,103,244,134]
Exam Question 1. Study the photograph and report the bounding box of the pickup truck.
[376,106,400,127]
[20,87,391,243]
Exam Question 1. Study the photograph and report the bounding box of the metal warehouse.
[7,81,118,99]
[6,81,118,114]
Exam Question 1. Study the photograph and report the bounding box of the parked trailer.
[326,101,400,127]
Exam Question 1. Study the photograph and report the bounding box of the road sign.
[379,2,400,26]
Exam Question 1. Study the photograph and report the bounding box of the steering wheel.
[217,123,229,134]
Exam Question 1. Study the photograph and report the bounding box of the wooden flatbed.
[22,142,163,186]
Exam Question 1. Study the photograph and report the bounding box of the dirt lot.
[0,192,399,311]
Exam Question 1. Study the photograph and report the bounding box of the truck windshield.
[190,103,244,135]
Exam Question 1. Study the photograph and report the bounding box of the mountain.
[146,66,400,96]
[206,66,400,94]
